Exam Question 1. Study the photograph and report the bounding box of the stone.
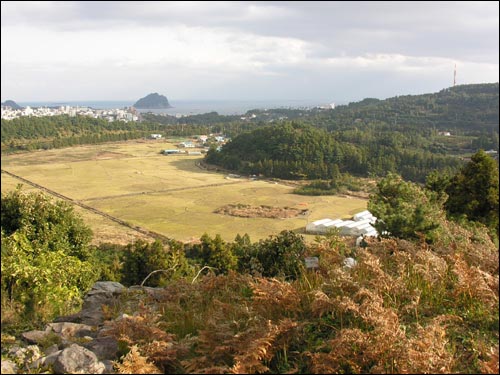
[343,257,358,269]
[47,322,96,339]
[101,359,116,374]
[29,350,62,370]
[21,330,50,345]
[45,344,60,355]
[8,345,42,367]
[80,282,126,326]
[1,359,17,374]
[54,312,83,323]
[83,336,119,360]
[53,344,106,374]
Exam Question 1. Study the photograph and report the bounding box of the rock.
[129,285,166,300]
[53,344,106,374]
[8,345,42,369]
[85,282,126,297]
[22,330,51,345]
[30,350,62,370]
[45,344,60,355]
[47,322,96,339]
[80,282,126,326]
[101,359,116,374]
[343,257,358,269]
[54,312,83,323]
[83,336,119,360]
[1,359,17,374]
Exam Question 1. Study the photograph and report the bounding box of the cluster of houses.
[1,105,139,122]
[306,210,378,238]
[152,133,229,157]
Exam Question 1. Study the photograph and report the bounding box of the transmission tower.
[453,63,457,86]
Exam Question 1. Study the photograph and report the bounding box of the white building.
[305,210,378,238]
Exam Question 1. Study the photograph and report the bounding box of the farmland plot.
[1,140,367,243]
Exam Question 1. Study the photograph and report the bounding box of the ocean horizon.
[16,99,339,116]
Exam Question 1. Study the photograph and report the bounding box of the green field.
[1,140,368,243]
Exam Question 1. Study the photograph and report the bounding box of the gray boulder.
[21,329,51,345]
[53,344,106,374]
[83,336,119,360]
[30,349,62,370]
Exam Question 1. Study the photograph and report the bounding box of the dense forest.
[206,122,466,182]
[314,83,499,133]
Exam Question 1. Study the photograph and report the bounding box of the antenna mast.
[453,64,456,86]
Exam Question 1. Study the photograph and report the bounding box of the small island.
[133,93,172,109]
[1,100,22,110]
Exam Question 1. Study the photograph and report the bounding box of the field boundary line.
[81,180,247,202]
[1,169,169,242]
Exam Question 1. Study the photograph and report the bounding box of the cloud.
[1,1,498,101]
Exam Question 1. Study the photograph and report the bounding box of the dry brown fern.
[250,277,302,318]
[402,315,458,374]
[452,253,498,307]
[230,318,298,374]
[113,345,163,374]
[481,346,500,374]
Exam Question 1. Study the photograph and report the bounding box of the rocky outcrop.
[3,281,145,374]
[54,281,126,327]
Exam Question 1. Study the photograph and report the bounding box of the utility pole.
[454,63,457,87]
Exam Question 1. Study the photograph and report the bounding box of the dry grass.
[1,140,367,243]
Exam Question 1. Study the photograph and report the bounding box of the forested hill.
[206,123,355,180]
[205,122,464,181]
[315,83,499,133]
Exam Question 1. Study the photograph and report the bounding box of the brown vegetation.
[103,218,498,374]
[215,204,309,219]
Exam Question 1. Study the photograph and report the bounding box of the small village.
[1,104,140,122]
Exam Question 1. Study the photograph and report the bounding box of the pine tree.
[445,150,499,236]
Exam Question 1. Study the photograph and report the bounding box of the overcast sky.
[1,1,498,103]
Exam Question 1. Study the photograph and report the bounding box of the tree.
[445,150,499,236]
[185,234,237,275]
[368,173,446,242]
[1,187,98,322]
[120,239,192,287]
[255,230,307,280]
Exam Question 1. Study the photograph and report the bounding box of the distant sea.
[17,99,337,116]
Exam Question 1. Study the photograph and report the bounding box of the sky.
[1,1,499,103]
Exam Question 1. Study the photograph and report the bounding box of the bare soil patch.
[94,151,129,160]
[215,204,309,219]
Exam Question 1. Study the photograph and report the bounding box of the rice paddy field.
[1,140,368,244]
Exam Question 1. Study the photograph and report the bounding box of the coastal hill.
[133,93,172,109]
[1,100,22,110]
